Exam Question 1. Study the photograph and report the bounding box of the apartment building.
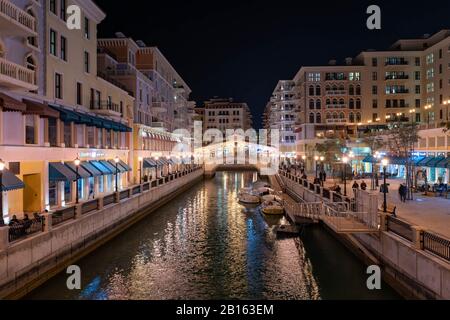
[97,34,194,180]
[0,0,135,222]
[200,98,253,133]
[264,80,299,159]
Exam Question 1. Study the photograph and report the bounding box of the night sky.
[95,0,450,129]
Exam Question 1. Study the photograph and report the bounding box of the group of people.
[6,213,44,239]
[352,180,368,191]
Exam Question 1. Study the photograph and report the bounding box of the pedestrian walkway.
[305,175,450,239]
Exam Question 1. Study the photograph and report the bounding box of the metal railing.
[423,232,450,262]
[52,207,76,227]
[8,218,45,243]
[82,199,99,215]
[103,193,115,206]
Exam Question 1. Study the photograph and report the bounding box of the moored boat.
[261,200,284,215]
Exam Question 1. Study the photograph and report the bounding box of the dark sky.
[95,0,450,129]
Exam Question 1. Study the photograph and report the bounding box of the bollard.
[98,196,104,210]
[42,212,52,232]
[411,226,424,250]
[75,204,83,219]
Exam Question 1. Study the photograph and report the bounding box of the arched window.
[356,85,361,95]
[349,99,355,109]
[349,112,355,123]
[339,99,345,106]
[332,99,338,106]
[26,8,38,48]
[315,85,321,96]
[356,113,362,122]
[309,99,315,109]
[339,112,345,119]
[326,113,332,122]
[339,84,345,91]
[316,113,322,123]
[309,86,315,96]
[332,112,338,119]
[349,85,354,96]
[326,85,331,91]
[309,113,315,124]
[356,99,362,109]
[25,54,37,86]
[326,99,331,106]
[316,99,321,109]
[332,85,338,91]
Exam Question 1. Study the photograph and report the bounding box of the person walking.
[361,181,367,191]
[399,184,407,203]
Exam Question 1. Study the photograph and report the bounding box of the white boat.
[238,192,261,204]
[261,200,284,215]
[255,187,273,196]
[261,194,282,203]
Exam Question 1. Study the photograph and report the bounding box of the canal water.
[27,171,400,300]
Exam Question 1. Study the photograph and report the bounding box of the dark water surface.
[27,172,400,300]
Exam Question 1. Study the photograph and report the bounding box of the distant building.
[198,98,253,134]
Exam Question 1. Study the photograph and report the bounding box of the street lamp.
[314,155,319,178]
[138,156,143,185]
[74,157,80,204]
[381,158,389,213]
[0,159,5,224]
[425,105,432,126]
[343,156,349,196]
[409,108,416,124]
[114,156,120,192]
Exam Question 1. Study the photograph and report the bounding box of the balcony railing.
[0,0,37,35]
[386,90,409,94]
[326,104,347,109]
[326,90,347,96]
[385,60,409,66]
[385,75,409,80]
[326,119,347,124]
[90,100,123,115]
[0,56,36,90]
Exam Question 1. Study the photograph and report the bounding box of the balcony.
[326,90,347,96]
[326,104,347,109]
[0,56,37,90]
[152,102,168,113]
[385,60,409,66]
[0,0,37,36]
[386,89,410,95]
[151,122,166,129]
[385,75,409,80]
[326,119,347,124]
[90,101,123,118]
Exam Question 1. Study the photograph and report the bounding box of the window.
[315,86,321,96]
[415,57,421,66]
[48,118,58,147]
[415,99,421,108]
[87,126,95,146]
[372,72,378,81]
[60,36,67,61]
[76,82,82,105]
[50,0,57,14]
[372,86,378,95]
[84,17,90,39]
[55,73,63,99]
[372,99,378,109]
[426,53,434,65]
[50,29,57,56]
[60,0,66,21]
[49,181,57,207]
[372,58,378,67]
[415,85,421,94]
[349,72,361,81]
[427,83,434,93]
[426,68,434,79]
[84,51,90,73]
[309,86,315,96]
[25,115,36,144]
[414,71,421,81]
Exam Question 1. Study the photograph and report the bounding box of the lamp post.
[314,156,319,178]
[74,157,80,204]
[343,156,349,196]
[320,156,325,185]
[114,156,120,192]
[382,158,389,213]
[425,105,432,126]
[0,159,5,225]
[138,156,143,185]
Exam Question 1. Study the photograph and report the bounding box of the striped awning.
[23,100,59,118]
[416,157,435,167]
[49,162,77,182]
[65,163,91,178]
[143,158,158,168]
[80,161,103,177]
[0,169,25,192]
[90,160,113,175]
[0,93,26,112]
[99,160,117,173]
[436,158,450,169]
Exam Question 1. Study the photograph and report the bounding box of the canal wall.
[0,168,204,299]
[276,173,450,300]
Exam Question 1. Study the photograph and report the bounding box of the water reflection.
[27,171,399,300]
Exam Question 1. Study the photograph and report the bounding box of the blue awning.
[362,155,376,163]
[118,160,131,172]
[107,160,129,173]
[143,158,157,168]
[0,169,25,192]
[90,160,113,175]
[436,158,450,169]
[99,160,117,173]
[425,157,446,168]
[64,163,91,178]
[80,161,103,177]
[49,162,77,182]
[417,157,435,167]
